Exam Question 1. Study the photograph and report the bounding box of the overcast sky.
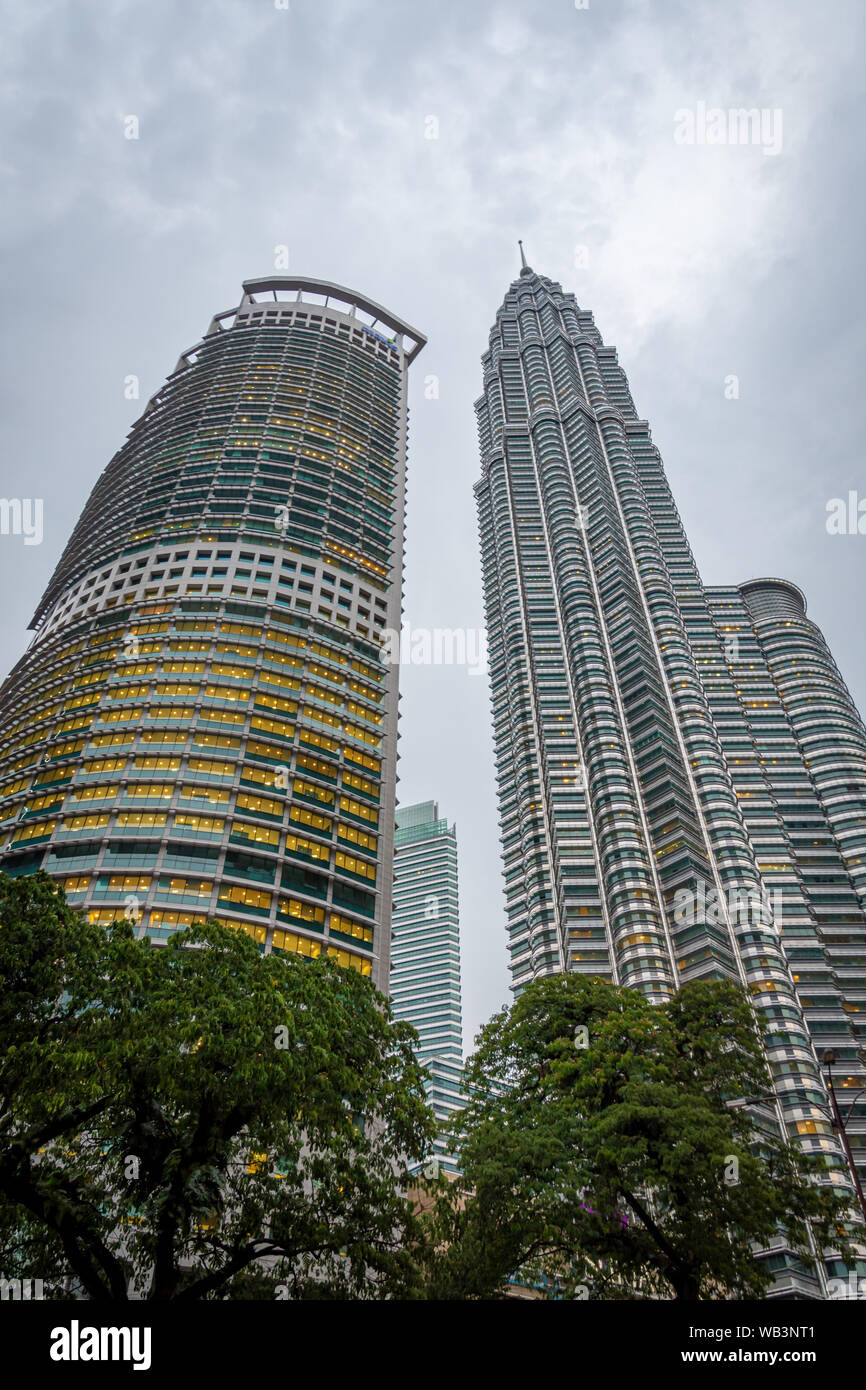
[1,0,864,1052]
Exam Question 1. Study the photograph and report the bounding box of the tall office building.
[0,276,424,992]
[475,253,866,1294]
[392,801,466,1171]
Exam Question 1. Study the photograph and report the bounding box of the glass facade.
[475,260,866,1295]
[392,800,466,1171]
[0,276,425,993]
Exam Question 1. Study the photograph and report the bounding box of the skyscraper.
[392,800,466,1171]
[475,253,866,1294]
[0,276,424,993]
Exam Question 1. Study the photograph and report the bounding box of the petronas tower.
[475,253,866,1294]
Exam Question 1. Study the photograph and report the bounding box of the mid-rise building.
[0,276,424,992]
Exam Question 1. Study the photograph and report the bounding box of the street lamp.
[821,1049,866,1226]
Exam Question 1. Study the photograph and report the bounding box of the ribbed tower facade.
[475,258,866,1294]
[392,800,466,1171]
[0,276,424,992]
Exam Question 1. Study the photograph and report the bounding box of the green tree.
[423,973,852,1299]
[0,871,436,1300]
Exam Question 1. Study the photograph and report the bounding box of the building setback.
[0,277,424,993]
[392,801,466,1171]
[475,254,866,1296]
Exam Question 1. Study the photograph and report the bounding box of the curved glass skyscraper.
[476,256,866,1295]
[0,276,424,993]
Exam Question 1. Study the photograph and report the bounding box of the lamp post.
[821,1050,866,1227]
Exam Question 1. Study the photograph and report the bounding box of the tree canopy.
[422,973,852,1299]
[0,870,436,1300]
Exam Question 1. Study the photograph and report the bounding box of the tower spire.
[518,239,528,271]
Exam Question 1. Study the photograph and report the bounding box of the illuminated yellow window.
[179,784,231,805]
[305,681,341,707]
[68,784,120,803]
[241,765,279,789]
[157,682,200,698]
[214,915,267,944]
[123,783,176,800]
[246,738,286,762]
[80,757,127,774]
[296,753,335,780]
[155,878,209,898]
[233,822,280,847]
[63,813,110,831]
[193,733,241,752]
[277,897,325,924]
[347,684,383,709]
[350,657,383,683]
[250,715,295,740]
[174,813,224,834]
[326,944,372,977]
[55,717,92,734]
[329,913,373,944]
[305,707,341,731]
[64,693,101,711]
[293,777,334,806]
[236,791,283,818]
[88,908,135,925]
[106,874,152,891]
[72,668,110,688]
[338,823,377,853]
[259,670,302,692]
[89,733,135,750]
[200,707,245,727]
[307,662,340,685]
[149,909,208,929]
[60,875,91,893]
[211,662,256,681]
[289,804,332,833]
[139,731,186,747]
[188,757,234,777]
[335,850,376,882]
[285,832,329,861]
[205,682,251,703]
[214,641,258,659]
[169,640,211,655]
[43,738,86,759]
[22,792,64,813]
[256,692,298,715]
[272,927,321,958]
[346,701,382,726]
[218,884,272,911]
[0,776,32,799]
[12,819,58,842]
[100,708,143,724]
[109,683,151,700]
[339,795,379,826]
[343,747,380,775]
[163,661,206,675]
[115,812,167,829]
[298,728,340,753]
